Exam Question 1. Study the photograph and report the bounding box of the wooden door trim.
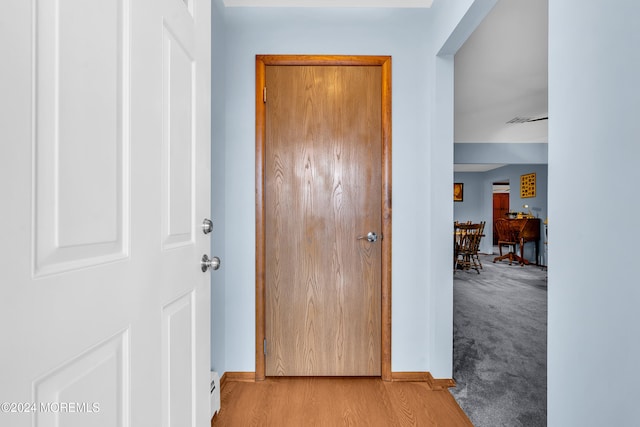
[255,55,392,381]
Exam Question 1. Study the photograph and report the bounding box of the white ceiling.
[454,0,548,172]
[454,164,506,173]
[454,0,548,144]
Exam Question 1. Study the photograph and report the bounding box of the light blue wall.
[548,1,640,425]
[453,171,484,222]
[222,6,432,374]
[210,0,226,374]
[211,1,494,378]
[455,142,548,164]
[454,164,548,264]
[426,0,497,377]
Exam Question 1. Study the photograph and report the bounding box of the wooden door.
[493,193,510,244]
[258,56,391,377]
[0,1,211,426]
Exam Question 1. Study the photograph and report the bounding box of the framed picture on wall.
[454,183,463,202]
[520,173,536,198]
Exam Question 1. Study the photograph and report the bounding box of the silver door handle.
[201,254,221,272]
[357,232,378,243]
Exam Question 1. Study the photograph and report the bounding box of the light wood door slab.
[264,64,382,376]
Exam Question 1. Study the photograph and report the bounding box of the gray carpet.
[451,253,547,426]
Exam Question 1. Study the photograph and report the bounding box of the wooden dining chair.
[493,219,519,265]
[455,223,483,273]
[470,221,486,270]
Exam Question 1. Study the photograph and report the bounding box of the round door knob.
[201,254,221,272]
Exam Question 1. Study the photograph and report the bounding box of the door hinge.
[263,87,267,103]
[263,338,267,355]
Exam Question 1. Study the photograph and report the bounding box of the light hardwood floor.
[211,377,472,426]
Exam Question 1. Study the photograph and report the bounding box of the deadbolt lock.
[202,218,213,234]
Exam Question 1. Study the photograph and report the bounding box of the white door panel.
[162,21,196,250]
[0,0,211,426]
[34,0,129,276]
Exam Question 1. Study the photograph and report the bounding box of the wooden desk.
[493,218,541,266]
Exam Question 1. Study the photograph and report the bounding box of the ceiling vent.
[506,116,548,124]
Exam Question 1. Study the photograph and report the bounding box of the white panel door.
[0,0,212,426]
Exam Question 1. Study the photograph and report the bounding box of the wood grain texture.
[265,64,381,376]
[256,57,267,381]
[258,54,391,66]
[221,372,256,384]
[211,377,472,427]
[392,372,457,390]
[380,57,392,381]
[255,55,392,380]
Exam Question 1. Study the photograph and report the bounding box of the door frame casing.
[255,54,392,381]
